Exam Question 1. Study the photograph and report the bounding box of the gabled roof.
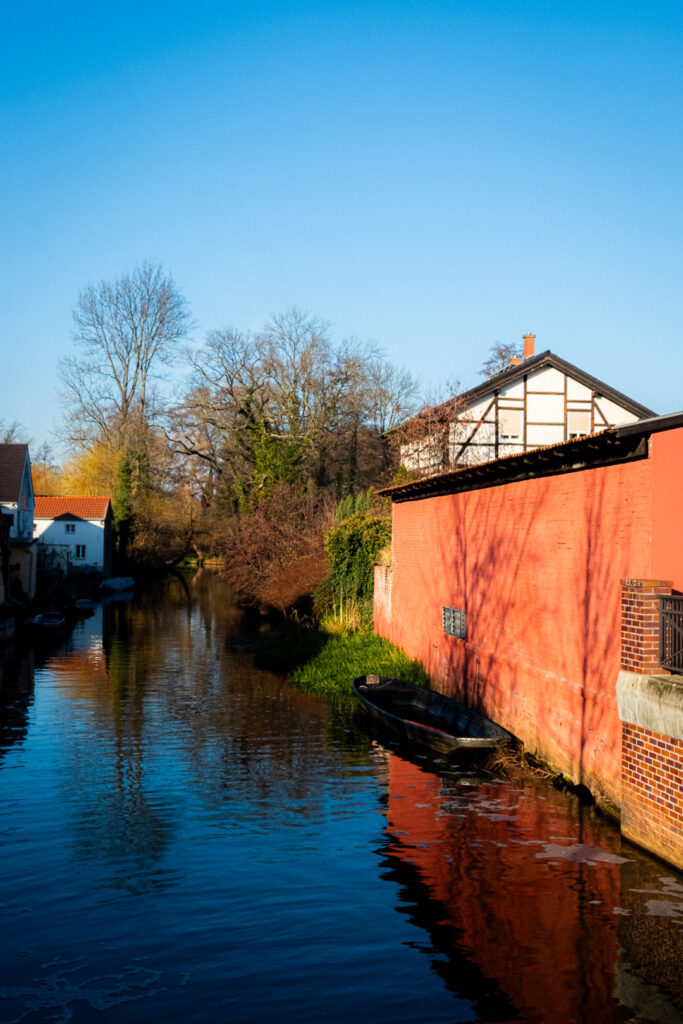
[34,496,112,520]
[397,350,659,430]
[457,350,656,418]
[0,444,30,502]
[437,350,656,424]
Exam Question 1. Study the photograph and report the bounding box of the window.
[75,545,86,559]
[567,410,591,438]
[65,523,75,534]
[499,408,522,442]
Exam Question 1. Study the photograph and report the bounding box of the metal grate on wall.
[659,595,683,674]
[442,606,466,639]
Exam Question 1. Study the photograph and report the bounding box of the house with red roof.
[0,443,37,601]
[33,496,113,576]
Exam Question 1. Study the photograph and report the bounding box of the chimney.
[509,356,522,366]
[523,333,535,359]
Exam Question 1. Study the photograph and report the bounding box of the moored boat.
[100,576,135,592]
[352,675,515,758]
[74,598,96,616]
[24,611,67,632]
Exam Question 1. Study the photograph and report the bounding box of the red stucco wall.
[380,456,660,808]
[650,426,683,588]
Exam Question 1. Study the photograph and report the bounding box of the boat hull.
[352,675,514,758]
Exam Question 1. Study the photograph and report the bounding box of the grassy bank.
[250,622,429,697]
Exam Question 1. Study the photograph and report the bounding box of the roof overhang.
[376,412,683,502]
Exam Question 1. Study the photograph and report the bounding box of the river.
[0,572,681,1024]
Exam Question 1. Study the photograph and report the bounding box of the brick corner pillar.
[373,564,392,638]
[620,578,673,674]
[618,578,682,871]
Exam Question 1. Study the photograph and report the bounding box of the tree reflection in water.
[0,571,680,1024]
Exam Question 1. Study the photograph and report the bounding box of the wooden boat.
[74,598,96,617]
[100,576,135,593]
[352,675,514,758]
[24,612,67,633]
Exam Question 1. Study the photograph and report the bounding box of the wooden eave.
[377,427,651,502]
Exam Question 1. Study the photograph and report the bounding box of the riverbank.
[243,620,429,697]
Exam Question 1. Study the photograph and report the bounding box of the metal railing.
[659,595,683,674]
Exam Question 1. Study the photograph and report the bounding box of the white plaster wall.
[526,392,564,423]
[596,398,639,425]
[465,396,496,419]
[499,379,525,399]
[528,366,565,392]
[458,443,497,465]
[566,378,592,400]
[527,423,564,446]
[35,519,106,568]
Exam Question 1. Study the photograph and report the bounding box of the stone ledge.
[616,669,683,741]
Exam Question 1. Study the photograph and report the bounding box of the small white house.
[34,496,113,575]
[399,335,656,473]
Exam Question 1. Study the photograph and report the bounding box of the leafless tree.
[59,261,191,448]
[0,418,28,443]
[167,308,420,506]
[480,341,522,378]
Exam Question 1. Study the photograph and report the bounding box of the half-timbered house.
[399,334,655,473]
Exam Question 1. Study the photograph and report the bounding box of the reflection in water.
[0,642,35,761]
[381,750,683,1024]
[0,571,681,1024]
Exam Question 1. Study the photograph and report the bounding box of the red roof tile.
[0,444,29,502]
[34,496,112,520]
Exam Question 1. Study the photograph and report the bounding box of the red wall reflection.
[385,753,625,1024]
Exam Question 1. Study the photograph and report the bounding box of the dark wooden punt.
[25,612,66,632]
[352,675,514,758]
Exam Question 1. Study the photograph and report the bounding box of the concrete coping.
[617,670,683,742]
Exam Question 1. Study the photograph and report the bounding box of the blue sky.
[2,0,683,450]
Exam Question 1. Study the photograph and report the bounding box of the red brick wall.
[621,579,672,674]
[622,723,683,870]
[381,458,655,808]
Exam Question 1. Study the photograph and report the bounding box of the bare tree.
[168,308,420,504]
[0,418,28,443]
[59,261,191,448]
[480,341,522,378]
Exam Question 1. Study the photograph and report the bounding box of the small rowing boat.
[352,675,514,758]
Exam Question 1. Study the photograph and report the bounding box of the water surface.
[0,573,681,1023]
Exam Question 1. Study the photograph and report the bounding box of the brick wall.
[621,579,672,674]
[621,721,683,870]
[617,577,682,870]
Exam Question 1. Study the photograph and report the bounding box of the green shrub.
[317,510,390,616]
[334,486,375,523]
